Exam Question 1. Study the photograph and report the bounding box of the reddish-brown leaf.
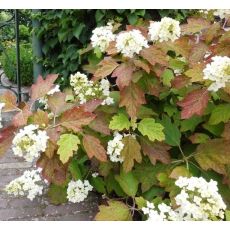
[222,122,230,141]
[59,106,96,132]
[119,82,146,118]
[12,104,32,127]
[93,57,119,81]
[106,41,119,56]
[133,59,150,73]
[46,126,62,143]
[189,42,209,66]
[47,92,72,116]
[202,22,221,43]
[111,62,135,90]
[45,140,57,159]
[0,91,18,112]
[140,46,168,67]
[158,37,191,59]
[177,89,209,119]
[181,17,211,34]
[89,112,111,135]
[81,99,103,112]
[36,153,67,185]
[30,109,49,128]
[140,138,171,165]
[0,125,17,157]
[171,75,189,89]
[83,134,107,162]
[30,74,58,101]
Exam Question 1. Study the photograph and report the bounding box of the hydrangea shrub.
[1,12,230,221]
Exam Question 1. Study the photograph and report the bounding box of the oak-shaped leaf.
[36,154,68,185]
[184,64,205,82]
[93,57,119,81]
[194,139,230,175]
[138,118,165,142]
[47,92,73,116]
[57,134,80,164]
[181,17,211,34]
[0,91,18,112]
[89,111,110,135]
[30,74,58,101]
[120,135,142,172]
[133,59,150,73]
[59,106,96,132]
[0,125,17,157]
[140,137,171,165]
[177,89,209,119]
[109,113,131,131]
[12,104,32,127]
[83,134,107,162]
[119,82,146,119]
[188,42,208,66]
[111,62,135,90]
[29,109,49,128]
[95,200,132,221]
[140,45,168,67]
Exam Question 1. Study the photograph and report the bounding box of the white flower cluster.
[203,56,230,92]
[12,124,49,162]
[38,85,60,110]
[115,30,149,58]
[5,169,44,201]
[92,172,99,178]
[107,132,124,163]
[70,72,114,105]
[213,9,230,19]
[67,180,93,203]
[142,176,226,221]
[148,17,181,42]
[91,22,115,52]
[0,102,5,129]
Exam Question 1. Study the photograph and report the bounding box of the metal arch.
[0,10,22,103]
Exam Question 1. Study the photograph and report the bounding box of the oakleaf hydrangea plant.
[1,11,230,221]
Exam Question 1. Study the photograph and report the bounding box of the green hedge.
[34,9,193,85]
[0,43,33,86]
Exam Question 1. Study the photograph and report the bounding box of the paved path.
[0,89,99,221]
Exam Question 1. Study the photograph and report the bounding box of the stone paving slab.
[0,91,99,221]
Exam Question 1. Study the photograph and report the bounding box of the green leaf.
[225,210,230,221]
[202,123,224,136]
[133,162,166,192]
[209,104,230,125]
[47,184,67,205]
[127,13,138,25]
[90,176,106,194]
[115,170,139,197]
[73,23,85,39]
[57,134,80,164]
[95,200,132,221]
[161,69,174,87]
[160,116,181,146]
[69,159,82,180]
[138,118,165,142]
[135,197,147,209]
[180,116,203,132]
[109,113,131,131]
